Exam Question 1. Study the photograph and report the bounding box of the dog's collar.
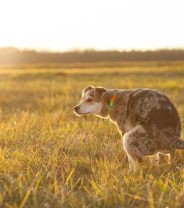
[108,95,116,111]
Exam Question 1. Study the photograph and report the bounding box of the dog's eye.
[86,98,93,102]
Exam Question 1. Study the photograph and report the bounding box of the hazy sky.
[0,0,184,51]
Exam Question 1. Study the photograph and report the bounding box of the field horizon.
[0,62,184,207]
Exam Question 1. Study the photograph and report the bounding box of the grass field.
[1,62,184,208]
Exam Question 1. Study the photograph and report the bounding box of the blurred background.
[0,0,184,64]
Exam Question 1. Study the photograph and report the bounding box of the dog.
[74,85,183,172]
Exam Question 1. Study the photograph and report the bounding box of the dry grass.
[0,62,184,207]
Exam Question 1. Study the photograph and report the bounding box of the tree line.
[0,48,184,65]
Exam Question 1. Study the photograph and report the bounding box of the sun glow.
[0,0,184,51]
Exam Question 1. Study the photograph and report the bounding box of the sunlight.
[0,0,184,51]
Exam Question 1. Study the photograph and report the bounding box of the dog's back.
[124,88,182,150]
[126,89,181,136]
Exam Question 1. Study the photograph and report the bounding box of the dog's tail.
[173,139,184,150]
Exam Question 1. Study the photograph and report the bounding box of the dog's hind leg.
[122,125,151,172]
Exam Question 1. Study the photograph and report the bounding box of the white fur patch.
[78,102,103,115]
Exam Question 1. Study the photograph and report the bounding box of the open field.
[0,62,184,207]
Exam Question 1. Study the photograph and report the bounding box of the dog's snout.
[74,105,80,112]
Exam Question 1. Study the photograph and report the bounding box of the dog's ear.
[82,85,94,95]
[94,87,107,100]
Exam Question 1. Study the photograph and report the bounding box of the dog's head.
[74,85,107,116]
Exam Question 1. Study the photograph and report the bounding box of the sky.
[0,0,184,51]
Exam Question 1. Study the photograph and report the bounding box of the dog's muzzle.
[74,105,80,113]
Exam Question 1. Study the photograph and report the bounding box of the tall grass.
[0,63,184,207]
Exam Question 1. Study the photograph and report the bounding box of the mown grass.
[0,62,184,207]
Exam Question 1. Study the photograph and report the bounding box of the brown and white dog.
[74,86,183,172]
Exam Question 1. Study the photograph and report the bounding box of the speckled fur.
[75,86,183,172]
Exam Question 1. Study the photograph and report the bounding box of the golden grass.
[0,63,184,207]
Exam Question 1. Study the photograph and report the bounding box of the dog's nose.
[74,105,80,111]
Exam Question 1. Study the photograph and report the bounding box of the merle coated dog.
[74,86,183,172]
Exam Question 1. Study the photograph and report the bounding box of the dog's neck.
[99,90,118,118]
[99,89,128,132]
